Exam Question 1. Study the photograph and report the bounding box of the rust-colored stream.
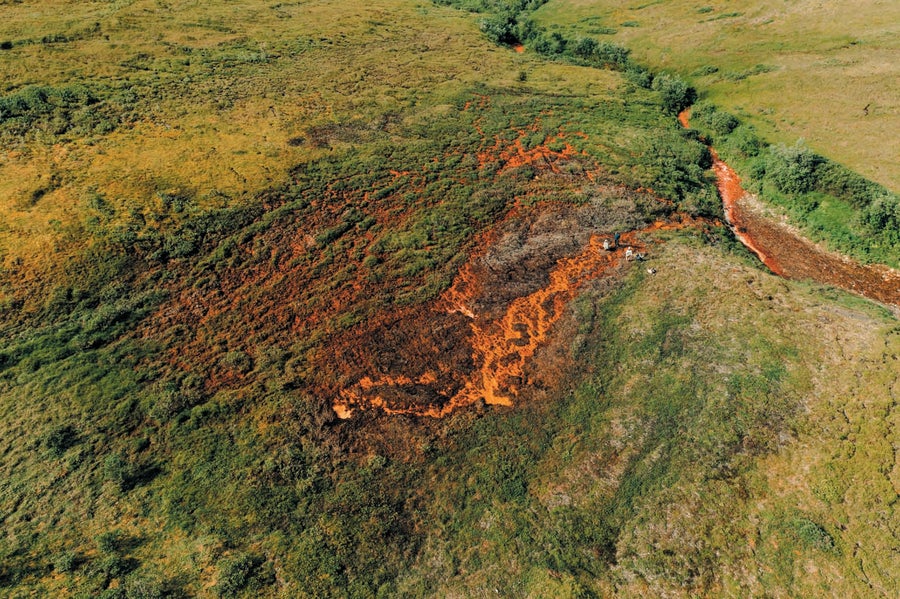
[680,109,900,311]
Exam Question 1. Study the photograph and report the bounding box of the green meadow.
[532,0,900,193]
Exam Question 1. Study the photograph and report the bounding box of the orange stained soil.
[332,216,701,419]
[680,109,900,311]
[478,132,578,174]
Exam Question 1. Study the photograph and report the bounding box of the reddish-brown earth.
[328,202,706,419]
[143,99,900,424]
[680,109,900,311]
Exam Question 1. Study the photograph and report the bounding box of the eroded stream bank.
[680,109,900,312]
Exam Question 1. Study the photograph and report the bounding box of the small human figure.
[602,239,611,251]
[625,247,634,260]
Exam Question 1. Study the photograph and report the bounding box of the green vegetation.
[0,0,896,597]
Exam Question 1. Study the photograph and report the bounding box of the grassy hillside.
[0,0,897,598]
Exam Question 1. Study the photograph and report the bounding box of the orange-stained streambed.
[333,111,900,420]
[680,109,900,311]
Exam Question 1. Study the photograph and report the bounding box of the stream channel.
[680,109,900,314]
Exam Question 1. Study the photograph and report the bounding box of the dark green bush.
[96,530,126,554]
[860,194,900,240]
[625,65,654,88]
[592,41,630,69]
[572,36,597,59]
[816,161,883,209]
[793,518,836,552]
[479,12,519,45]
[43,424,79,457]
[709,111,739,135]
[215,553,269,598]
[724,125,763,157]
[651,73,697,114]
[763,141,823,195]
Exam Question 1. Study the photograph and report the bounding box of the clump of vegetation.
[0,84,118,139]
[42,424,79,457]
[214,554,272,597]
[651,72,697,114]
[793,518,837,553]
[53,551,79,574]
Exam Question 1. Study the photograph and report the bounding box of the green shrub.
[215,553,269,597]
[625,65,654,88]
[479,12,519,45]
[651,73,696,114]
[709,111,739,135]
[43,424,79,457]
[860,193,900,240]
[572,36,597,59]
[764,141,823,195]
[793,518,836,552]
[103,454,133,491]
[53,551,79,573]
[723,125,763,157]
[96,530,125,554]
[592,41,630,69]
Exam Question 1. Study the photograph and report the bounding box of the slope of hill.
[0,0,897,597]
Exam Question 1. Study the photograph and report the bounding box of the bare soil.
[327,198,706,418]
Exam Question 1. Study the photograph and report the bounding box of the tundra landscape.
[0,0,897,597]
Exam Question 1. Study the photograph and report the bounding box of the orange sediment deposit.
[478,131,577,173]
[332,216,700,420]
[710,149,786,276]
